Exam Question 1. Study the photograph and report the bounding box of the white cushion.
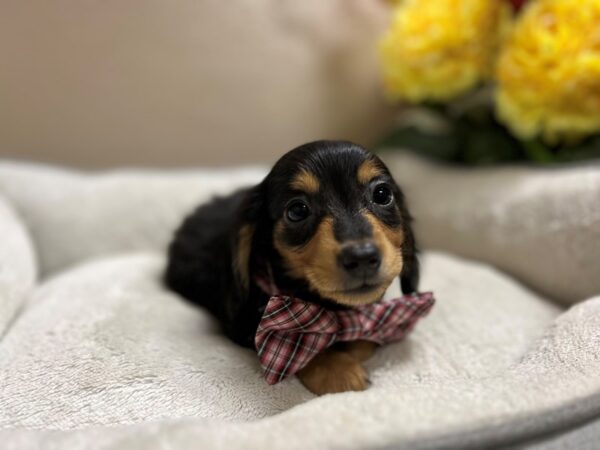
[0,161,598,449]
[0,252,564,427]
[383,152,600,305]
[0,194,36,336]
[0,162,266,276]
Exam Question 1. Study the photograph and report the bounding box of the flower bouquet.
[378,0,600,165]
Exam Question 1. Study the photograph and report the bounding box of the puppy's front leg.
[344,340,377,362]
[297,341,376,395]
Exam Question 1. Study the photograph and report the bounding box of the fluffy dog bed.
[0,156,598,449]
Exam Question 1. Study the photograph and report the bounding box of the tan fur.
[275,212,405,307]
[323,276,390,306]
[357,159,383,185]
[297,349,369,395]
[274,216,340,286]
[324,213,403,305]
[365,211,404,272]
[234,224,255,289]
[275,217,384,306]
[344,340,377,362]
[290,170,320,194]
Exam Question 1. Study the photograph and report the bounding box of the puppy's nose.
[338,242,381,278]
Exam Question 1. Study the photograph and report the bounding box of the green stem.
[523,140,555,164]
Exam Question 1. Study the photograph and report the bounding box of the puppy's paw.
[297,351,369,395]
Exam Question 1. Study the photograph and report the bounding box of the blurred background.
[0,0,394,168]
[2,0,599,168]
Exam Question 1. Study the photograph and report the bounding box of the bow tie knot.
[255,291,435,384]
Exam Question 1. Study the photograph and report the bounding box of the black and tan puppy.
[165,140,419,395]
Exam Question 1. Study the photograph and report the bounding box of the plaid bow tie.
[254,288,435,385]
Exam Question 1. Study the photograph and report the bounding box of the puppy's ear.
[232,183,265,293]
[397,191,420,294]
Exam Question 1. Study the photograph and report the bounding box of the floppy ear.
[232,183,265,294]
[397,192,420,294]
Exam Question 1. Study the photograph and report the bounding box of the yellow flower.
[380,0,510,103]
[496,0,600,142]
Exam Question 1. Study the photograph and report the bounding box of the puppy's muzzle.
[338,241,381,279]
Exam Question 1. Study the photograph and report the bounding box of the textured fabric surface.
[0,162,266,276]
[523,414,600,450]
[0,160,598,449]
[0,252,567,429]
[1,259,599,448]
[382,152,600,306]
[0,194,36,336]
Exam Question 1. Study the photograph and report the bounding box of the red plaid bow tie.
[255,288,435,385]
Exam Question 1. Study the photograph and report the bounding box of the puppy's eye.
[286,201,310,222]
[372,184,394,206]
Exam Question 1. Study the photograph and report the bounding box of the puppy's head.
[236,140,419,307]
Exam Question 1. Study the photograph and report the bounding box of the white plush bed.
[0,155,599,449]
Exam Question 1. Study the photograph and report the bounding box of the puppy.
[165,140,419,395]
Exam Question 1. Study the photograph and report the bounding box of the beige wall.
[0,0,394,168]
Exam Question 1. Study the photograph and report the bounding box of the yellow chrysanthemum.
[380,0,510,103]
[496,0,600,142]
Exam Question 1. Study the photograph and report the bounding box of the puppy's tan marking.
[322,279,390,307]
[275,214,402,307]
[314,211,404,306]
[274,207,407,307]
[275,218,382,306]
[344,340,378,362]
[365,212,404,279]
[357,159,383,185]
[290,169,320,194]
[274,216,340,285]
[297,349,368,395]
[234,223,255,289]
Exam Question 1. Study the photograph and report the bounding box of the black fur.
[165,140,419,348]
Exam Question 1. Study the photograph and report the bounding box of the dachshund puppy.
[165,140,419,395]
